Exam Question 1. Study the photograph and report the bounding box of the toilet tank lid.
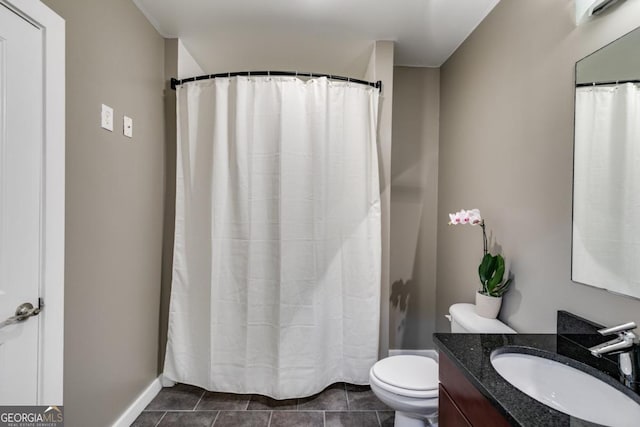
[449,303,516,333]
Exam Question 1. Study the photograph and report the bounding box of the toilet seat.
[370,355,439,399]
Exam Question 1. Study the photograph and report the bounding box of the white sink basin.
[491,351,640,427]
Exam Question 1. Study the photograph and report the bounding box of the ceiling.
[133,0,500,75]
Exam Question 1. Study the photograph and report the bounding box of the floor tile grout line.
[152,411,166,427]
[375,410,381,427]
[344,383,350,411]
[193,390,206,410]
[210,410,220,427]
[267,410,273,427]
[265,409,340,412]
[322,410,326,427]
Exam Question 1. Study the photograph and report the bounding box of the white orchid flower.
[463,210,474,224]
[449,210,466,224]
[468,209,482,225]
[449,208,483,225]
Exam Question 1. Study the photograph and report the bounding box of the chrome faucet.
[589,322,640,392]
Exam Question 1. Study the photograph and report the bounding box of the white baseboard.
[388,349,439,362]
[111,375,163,427]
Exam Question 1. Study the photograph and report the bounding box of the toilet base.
[394,410,438,427]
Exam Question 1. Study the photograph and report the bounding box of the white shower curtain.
[573,83,640,297]
[164,76,381,399]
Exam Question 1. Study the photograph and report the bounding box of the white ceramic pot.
[475,292,502,319]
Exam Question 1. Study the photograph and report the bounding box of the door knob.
[0,302,41,330]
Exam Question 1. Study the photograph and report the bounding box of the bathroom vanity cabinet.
[434,312,640,426]
[439,352,510,427]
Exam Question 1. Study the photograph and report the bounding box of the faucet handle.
[598,322,637,336]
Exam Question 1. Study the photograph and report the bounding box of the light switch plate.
[123,115,133,138]
[101,104,113,131]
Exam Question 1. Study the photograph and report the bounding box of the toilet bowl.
[369,355,439,427]
[370,303,516,427]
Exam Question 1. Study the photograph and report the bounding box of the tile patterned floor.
[132,382,394,427]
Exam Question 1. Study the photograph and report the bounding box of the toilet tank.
[448,303,516,334]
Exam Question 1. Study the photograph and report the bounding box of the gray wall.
[180,37,373,80]
[436,0,640,334]
[159,39,178,374]
[41,1,165,426]
[390,67,440,349]
[576,25,640,83]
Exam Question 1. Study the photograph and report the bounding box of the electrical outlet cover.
[101,104,113,131]
[123,115,133,138]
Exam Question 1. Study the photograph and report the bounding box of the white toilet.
[369,303,516,427]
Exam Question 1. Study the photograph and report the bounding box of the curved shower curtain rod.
[170,71,382,92]
[575,79,640,87]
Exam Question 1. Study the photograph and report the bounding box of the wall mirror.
[572,26,640,299]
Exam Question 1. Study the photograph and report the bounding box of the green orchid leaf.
[488,255,505,288]
[479,254,512,297]
[478,253,497,285]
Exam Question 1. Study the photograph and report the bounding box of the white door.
[0,3,44,405]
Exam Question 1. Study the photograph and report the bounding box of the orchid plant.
[448,209,512,298]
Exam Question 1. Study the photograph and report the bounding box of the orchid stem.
[481,220,488,256]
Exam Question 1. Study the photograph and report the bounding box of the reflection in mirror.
[572,26,640,299]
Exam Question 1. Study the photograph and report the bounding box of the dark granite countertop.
[433,332,640,427]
